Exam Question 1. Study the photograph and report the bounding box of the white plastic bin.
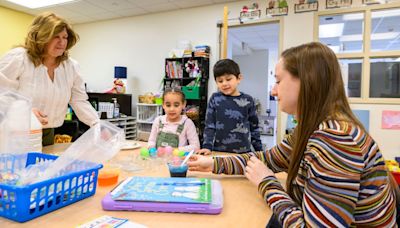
[0,89,31,154]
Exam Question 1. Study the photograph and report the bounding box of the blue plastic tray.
[0,153,102,222]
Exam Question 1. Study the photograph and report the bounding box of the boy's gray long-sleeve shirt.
[202,92,263,153]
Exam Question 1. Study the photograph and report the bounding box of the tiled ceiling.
[229,22,280,56]
[0,0,242,24]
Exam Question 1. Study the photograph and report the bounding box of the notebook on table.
[102,176,223,214]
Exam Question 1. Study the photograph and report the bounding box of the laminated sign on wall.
[382,110,400,129]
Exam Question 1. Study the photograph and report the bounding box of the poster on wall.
[266,0,289,16]
[352,109,370,132]
[295,0,319,13]
[382,110,400,129]
[326,0,352,9]
[240,3,261,21]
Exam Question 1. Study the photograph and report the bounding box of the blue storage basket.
[0,153,102,222]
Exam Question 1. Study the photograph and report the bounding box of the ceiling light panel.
[6,0,76,9]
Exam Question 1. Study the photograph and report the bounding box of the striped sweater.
[213,120,397,227]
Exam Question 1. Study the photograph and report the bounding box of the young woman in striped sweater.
[188,42,399,227]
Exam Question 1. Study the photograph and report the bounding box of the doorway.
[227,21,281,149]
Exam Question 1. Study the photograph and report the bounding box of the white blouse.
[0,47,99,128]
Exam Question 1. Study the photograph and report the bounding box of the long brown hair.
[23,12,78,67]
[282,42,365,204]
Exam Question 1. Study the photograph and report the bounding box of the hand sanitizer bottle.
[112,98,120,118]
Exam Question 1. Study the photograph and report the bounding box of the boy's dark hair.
[213,59,241,80]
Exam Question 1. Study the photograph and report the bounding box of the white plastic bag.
[19,121,125,185]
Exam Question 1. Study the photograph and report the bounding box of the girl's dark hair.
[163,88,186,103]
[213,59,240,79]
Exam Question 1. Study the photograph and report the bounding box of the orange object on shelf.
[98,164,120,187]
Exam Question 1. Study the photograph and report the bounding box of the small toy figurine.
[106,79,126,94]
[251,2,259,9]
[242,2,259,12]
[268,0,275,9]
[278,0,288,8]
[185,59,200,77]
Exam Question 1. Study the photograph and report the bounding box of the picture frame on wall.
[240,9,261,21]
[326,0,352,9]
[266,6,289,16]
[294,1,319,13]
[266,0,289,17]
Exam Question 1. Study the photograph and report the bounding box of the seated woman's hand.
[245,156,275,186]
[187,155,213,172]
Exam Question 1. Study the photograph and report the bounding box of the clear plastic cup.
[167,161,188,178]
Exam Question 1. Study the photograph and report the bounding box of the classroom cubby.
[136,103,163,141]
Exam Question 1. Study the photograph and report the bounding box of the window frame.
[314,1,400,104]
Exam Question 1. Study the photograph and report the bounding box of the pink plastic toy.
[157,147,165,157]
[164,146,173,156]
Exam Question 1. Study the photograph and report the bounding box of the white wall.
[72,2,249,113]
[234,50,274,149]
[72,0,400,159]
[234,50,269,114]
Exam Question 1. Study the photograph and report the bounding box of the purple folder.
[102,180,223,214]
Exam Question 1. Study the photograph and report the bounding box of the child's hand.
[187,155,213,172]
[196,148,211,155]
[245,156,275,186]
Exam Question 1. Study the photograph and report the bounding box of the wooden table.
[2,142,286,227]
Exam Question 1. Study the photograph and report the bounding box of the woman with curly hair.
[0,12,99,145]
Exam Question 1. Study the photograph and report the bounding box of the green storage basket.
[182,86,200,100]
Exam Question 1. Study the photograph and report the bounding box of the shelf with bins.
[105,116,137,140]
[164,56,209,142]
[136,103,163,141]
